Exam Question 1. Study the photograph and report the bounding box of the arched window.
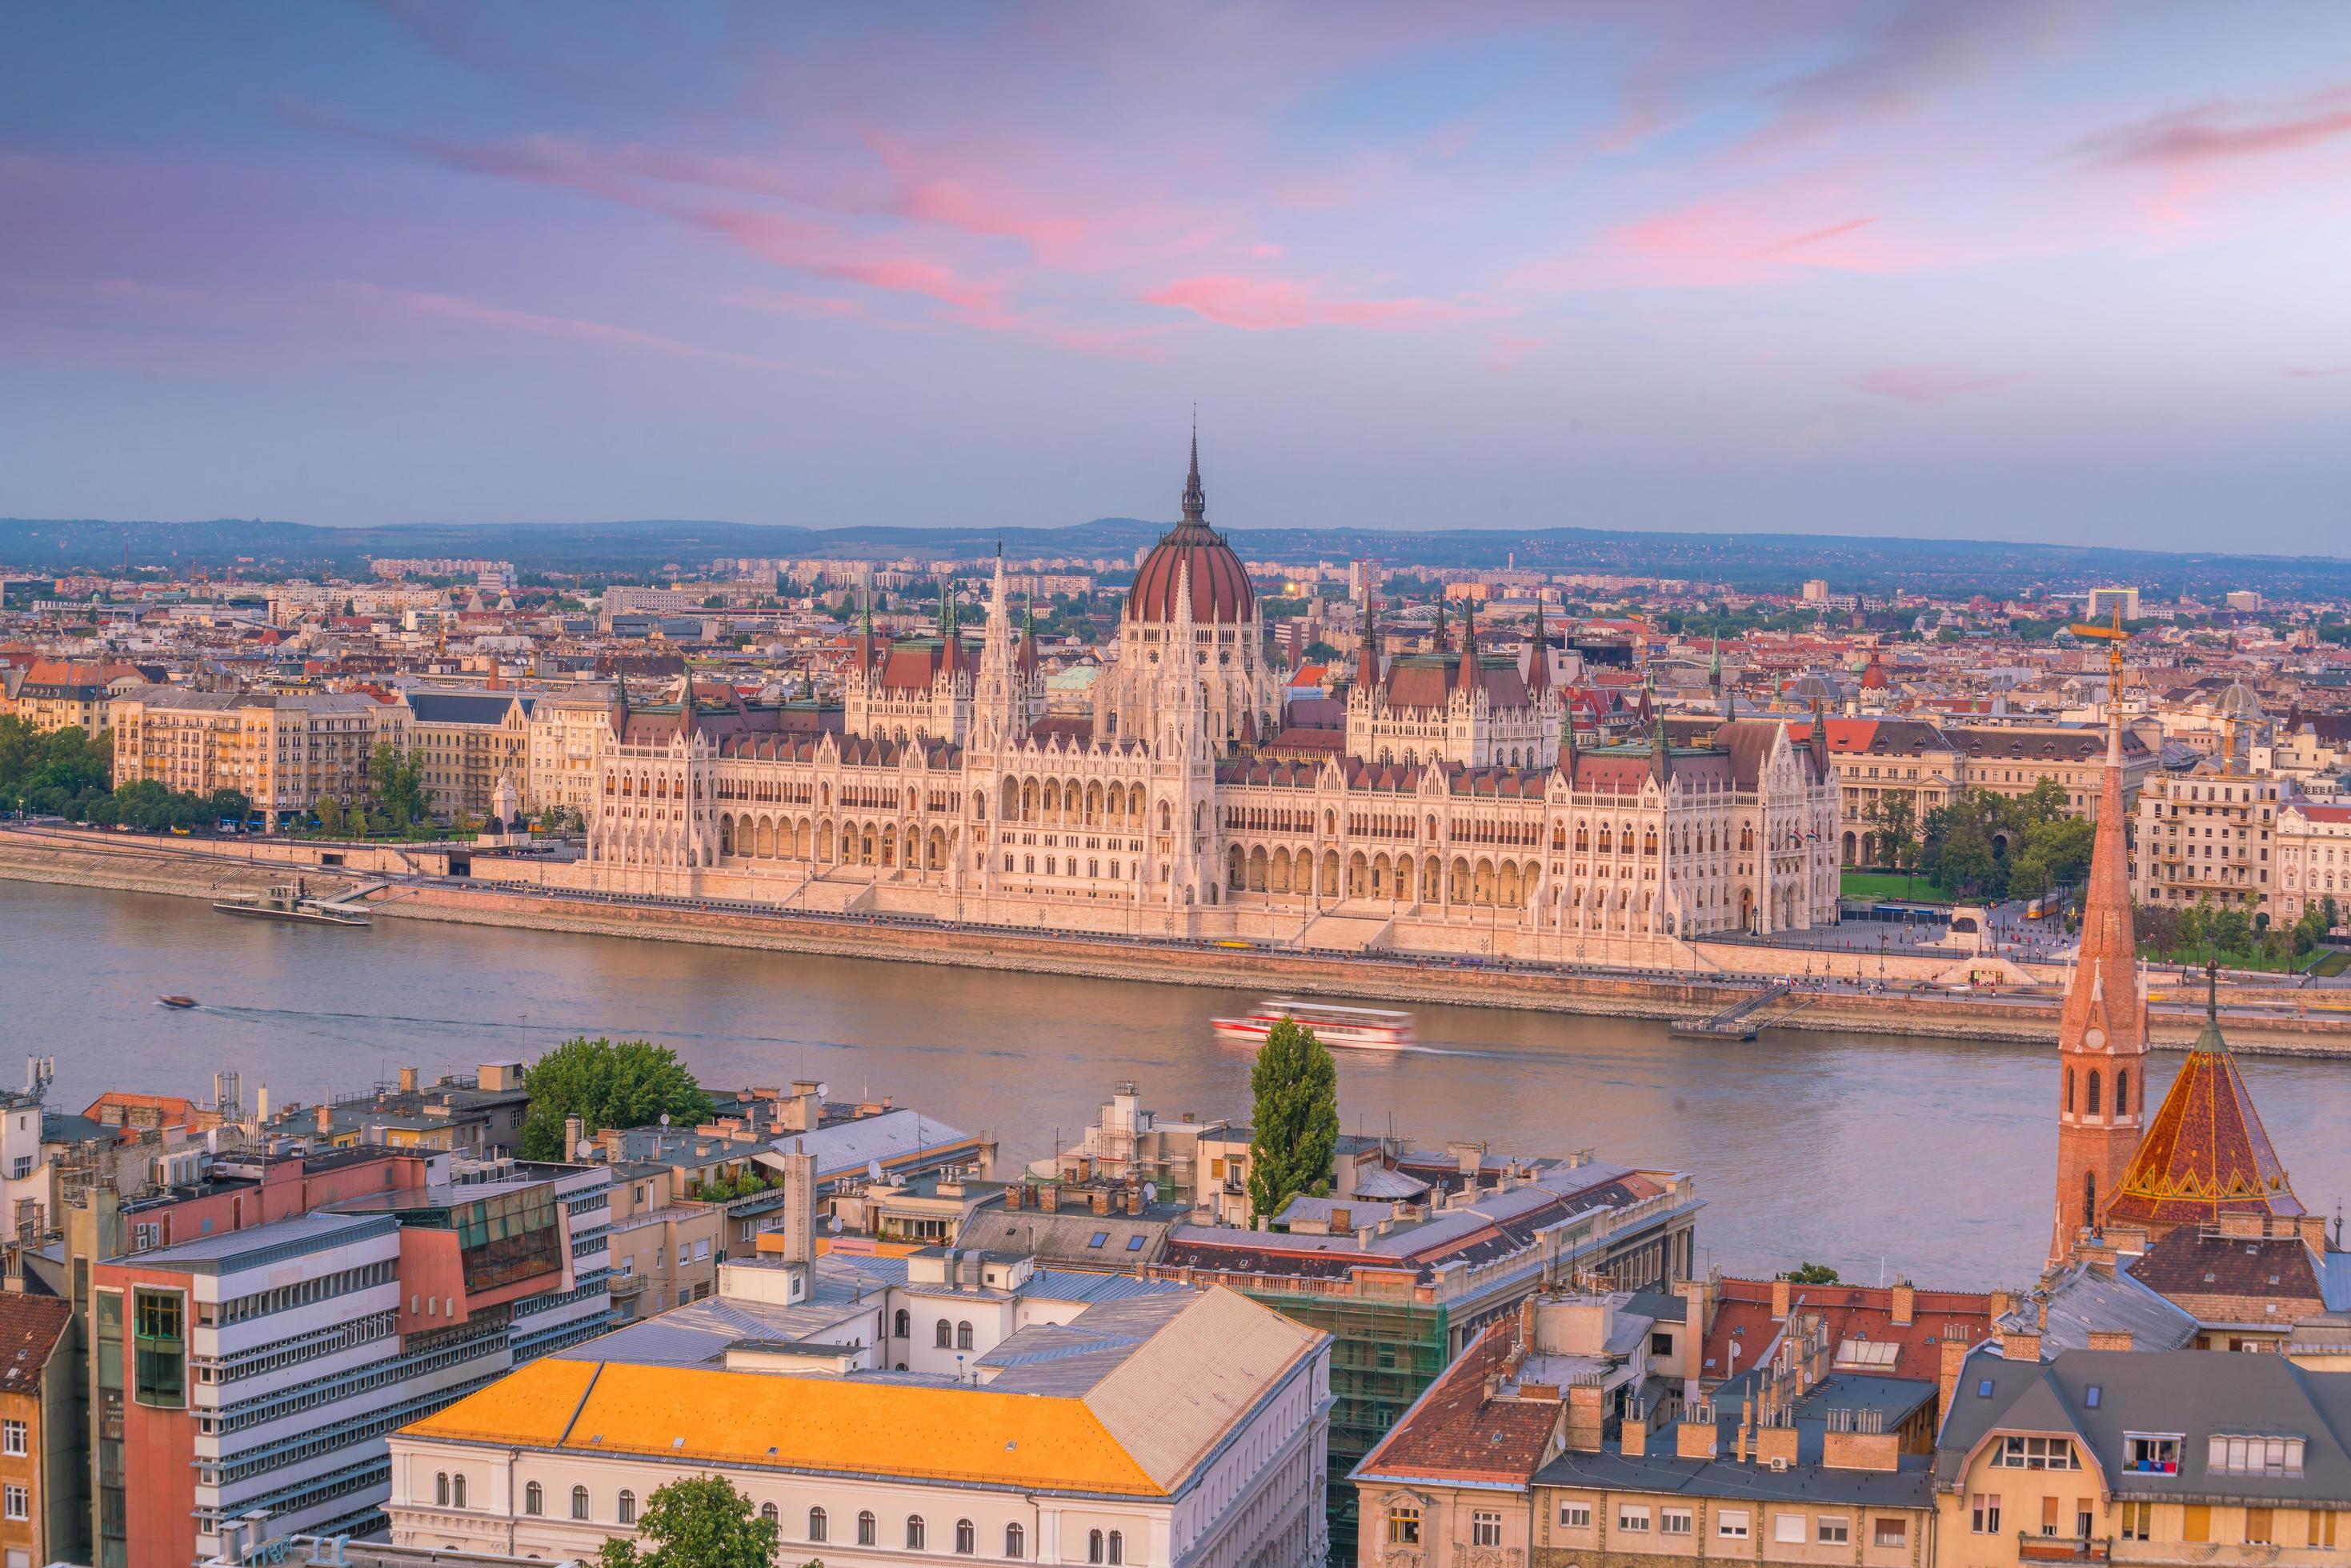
[2086,1070,2101,1116]
[935,1318,952,1348]
[452,1474,467,1510]
[760,1502,779,1531]
[435,1473,450,1507]
[524,1482,543,1517]
[2064,1068,2073,1112]
[859,1512,877,1547]
[1089,1530,1106,1564]
[618,1490,636,1526]
[2116,1070,2129,1116]
[2083,1170,2097,1230]
[1107,1530,1124,1564]
[956,1519,976,1554]
[907,1516,927,1550]
[1005,1523,1026,1559]
[895,1308,911,1338]
[957,1320,975,1350]
[571,1486,590,1522]
[809,1507,827,1542]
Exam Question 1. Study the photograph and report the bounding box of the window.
[958,1321,975,1351]
[2041,1497,2061,1537]
[1616,1506,1650,1534]
[936,1319,952,1348]
[2,1486,23,1522]
[2183,1506,2211,1543]
[452,1474,467,1510]
[435,1473,450,1507]
[1819,1517,1850,1545]
[524,1482,543,1517]
[1005,1523,1026,1558]
[1977,1379,1996,1398]
[571,1486,590,1522]
[2125,1434,2181,1474]
[895,1310,911,1338]
[1107,1530,1124,1565]
[1473,1514,1504,1548]
[809,1507,827,1542]
[859,1512,877,1546]
[132,1286,186,1408]
[1126,1234,1147,1252]
[1559,1502,1592,1530]
[1388,1507,1423,1546]
[0,1422,22,1457]
[2245,1508,2274,1545]
[1970,1496,2001,1534]
[2118,1503,2152,1541]
[1997,1435,2082,1470]
[2309,1512,2340,1548]
[2209,1434,2305,1475]
[618,1490,636,1526]
[1088,1530,1104,1564]
[1661,1508,1692,1536]
[1716,1510,1749,1539]
[1775,1514,1808,1544]
[907,1515,926,1550]
[1874,1518,1908,1548]
[2085,1385,2102,1410]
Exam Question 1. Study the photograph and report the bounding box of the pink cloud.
[1854,365,2020,403]
[330,282,790,369]
[2075,90,2351,168]
[1512,194,1951,293]
[2284,364,2351,379]
[1483,334,1547,374]
[1142,273,1493,332]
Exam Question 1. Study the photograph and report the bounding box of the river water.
[12,879,2347,1289]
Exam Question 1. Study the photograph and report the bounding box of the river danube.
[14,879,2347,1288]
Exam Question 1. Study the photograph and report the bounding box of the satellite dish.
[867,1158,885,1183]
[829,1214,844,1234]
[815,1082,830,1100]
[1143,1182,1159,1206]
[659,1113,671,1128]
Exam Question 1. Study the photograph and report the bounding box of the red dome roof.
[1125,435,1256,626]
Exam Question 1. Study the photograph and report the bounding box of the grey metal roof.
[129,1210,399,1275]
[1998,1262,2198,1356]
[2323,1253,2351,1314]
[404,691,529,724]
[1934,1347,2351,1505]
[759,1108,976,1181]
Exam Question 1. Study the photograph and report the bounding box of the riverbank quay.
[6,826,2349,1057]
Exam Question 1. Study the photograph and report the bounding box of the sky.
[2,2,2349,546]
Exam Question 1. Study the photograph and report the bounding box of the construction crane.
[2067,606,2129,682]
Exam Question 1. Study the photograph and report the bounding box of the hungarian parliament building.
[575,443,1841,963]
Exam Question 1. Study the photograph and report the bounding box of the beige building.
[108,687,382,825]
[2131,768,2285,916]
[1944,726,2157,825]
[523,685,616,820]
[2,659,146,734]
[382,689,532,822]
[2275,802,2351,926]
[602,1162,724,1322]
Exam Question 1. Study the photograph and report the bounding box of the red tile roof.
[1355,1318,1560,1485]
[1699,1278,1993,1385]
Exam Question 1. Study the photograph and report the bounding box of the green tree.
[315,795,344,837]
[206,787,250,825]
[367,742,428,825]
[1784,1262,1840,1285]
[519,1036,714,1161]
[1864,792,1920,874]
[596,1474,780,1568]
[1246,1018,1340,1223]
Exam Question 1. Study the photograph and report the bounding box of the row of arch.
[715,814,958,874]
[998,775,1153,830]
[1224,846,1540,909]
[2064,1065,2131,1119]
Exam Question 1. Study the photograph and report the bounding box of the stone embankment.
[6,832,2348,1058]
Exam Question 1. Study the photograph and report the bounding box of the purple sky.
[4,2,2349,545]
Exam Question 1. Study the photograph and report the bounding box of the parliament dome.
[1125,434,1256,626]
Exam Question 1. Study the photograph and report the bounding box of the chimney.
[1989,1288,2013,1320]
[314,1104,332,1134]
[1676,1419,1718,1460]
[1771,1276,1791,1322]
[1755,1423,1800,1468]
[1563,1383,1606,1450]
[1090,1189,1111,1217]
[1039,1184,1060,1213]
[1823,1429,1900,1473]
[1620,1404,1650,1458]
[1938,1338,1970,1419]
[564,1114,584,1160]
[776,1146,816,1267]
[1125,1186,1143,1216]
[256,1083,270,1123]
[2086,1330,2134,1352]
[2001,1330,2042,1362]
[1519,1295,1537,1352]
[1890,1279,1915,1326]
[398,1066,419,1094]
[1329,1206,1353,1236]
[1002,1183,1022,1212]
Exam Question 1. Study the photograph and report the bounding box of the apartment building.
[386,1245,1331,1568]
[108,687,381,826]
[0,1292,75,1568]
[81,1154,611,1566]
[380,690,533,822]
[2275,802,2351,926]
[2130,769,2285,914]
[1935,1342,2351,1568]
[522,686,616,819]
[601,1162,723,1322]
[1943,726,2156,824]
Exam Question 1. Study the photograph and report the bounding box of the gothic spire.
[1525,598,1550,696]
[1180,415,1207,529]
[1456,596,1481,698]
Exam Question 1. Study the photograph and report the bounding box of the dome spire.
[1180,412,1207,528]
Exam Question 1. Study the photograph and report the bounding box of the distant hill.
[5,514,2348,598]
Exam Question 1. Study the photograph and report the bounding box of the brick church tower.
[2049,702,2149,1266]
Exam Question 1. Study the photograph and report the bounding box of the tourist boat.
[158,995,198,1010]
[211,882,373,927]
[1210,998,1416,1052]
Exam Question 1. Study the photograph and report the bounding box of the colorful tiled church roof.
[2104,975,2301,1229]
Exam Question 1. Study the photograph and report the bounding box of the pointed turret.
[1182,416,1207,526]
[1524,600,1550,697]
[1808,698,1829,778]
[1019,600,1039,678]
[2049,695,2153,1264]
[855,586,878,674]
[1648,708,1672,787]
[1361,573,1382,687]
[2104,963,2301,1238]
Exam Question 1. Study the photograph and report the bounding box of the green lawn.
[2308,949,2350,978]
[1840,870,1940,903]
[2137,944,2303,975]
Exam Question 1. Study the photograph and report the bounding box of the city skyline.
[6,3,2351,542]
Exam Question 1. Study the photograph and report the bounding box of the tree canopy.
[519,1037,714,1162]
[1916,781,2099,902]
[1247,1018,1340,1223]
[0,718,113,815]
[596,1474,781,1568]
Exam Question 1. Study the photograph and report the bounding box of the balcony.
[2020,1535,2110,1564]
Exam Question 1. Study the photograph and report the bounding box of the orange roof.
[1701,1277,1993,1384]
[405,1356,1167,1496]
[2105,1007,2301,1228]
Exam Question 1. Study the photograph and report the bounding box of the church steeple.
[1456,598,1481,700]
[1180,416,1207,528]
[1524,599,1550,697]
[2049,690,2152,1266]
